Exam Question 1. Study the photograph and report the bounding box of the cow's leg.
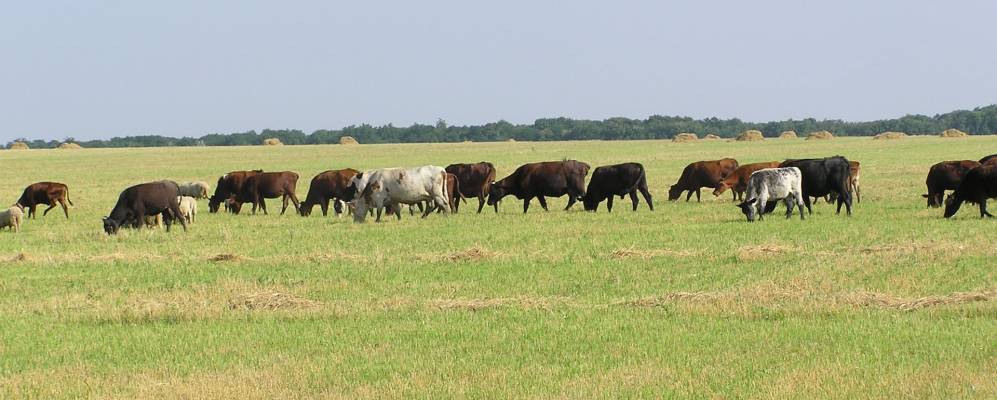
[695,188,702,202]
[374,206,383,222]
[58,199,70,218]
[29,205,37,219]
[685,190,694,202]
[630,191,640,211]
[259,198,268,215]
[320,199,330,217]
[42,201,58,216]
[421,202,434,218]
[796,192,806,220]
[280,195,290,215]
[980,200,992,218]
[607,195,614,212]
[287,191,301,214]
[638,186,653,211]
[477,195,486,214]
[784,196,794,219]
[537,196,549,211]
[564,196,576,211]
[803,195,812,215]
[523,197,532,213]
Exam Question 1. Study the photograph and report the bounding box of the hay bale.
[262,138,283,146]
[506,138,516,142]
[339,136,359,145]
[806,130,834,140]
[779,130,798,139]
[672,133,698,143]
[735,130,764,141]
[873,131,907,140]
[703,134,721,140]
[57,142,82,149]
[8,141,29,150]
[940,129,968,138]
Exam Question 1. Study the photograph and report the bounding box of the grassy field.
[1,137,995,399]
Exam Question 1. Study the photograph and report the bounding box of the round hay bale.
[506,138,516,142]
[672,133,699,143]
[735,130,764,141]
[806,130,834,140]
[57,142,83,149]
[779,130,798,139]
[262,138,283,146]
[873,131,907,140]
[703,134,722,140]
[939,129,968,138]
[8,141,29,150]
[339,136,359,145]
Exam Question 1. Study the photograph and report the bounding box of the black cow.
[581,163,653,212]
[779,156,853,215]
[923,160,981,208]
[445,162,496,213]
[103,180,187,234]
[487,160,590,213]
[944,165,997,218]
[208,170,262,213]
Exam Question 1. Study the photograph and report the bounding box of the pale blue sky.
[2,1,996,142]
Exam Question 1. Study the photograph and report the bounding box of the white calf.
[736,167,805,221]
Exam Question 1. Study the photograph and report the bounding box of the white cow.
[351,166,449,222]
[736,167,805,221]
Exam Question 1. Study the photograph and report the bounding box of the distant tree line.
[6,105,997,149]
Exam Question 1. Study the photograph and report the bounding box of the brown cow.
[228,171,300,215]
[208,170,262,213]
[668,158,739,201]
[923,160,980,207]
[713,161,780,201]
[981,154,997,166]
[445,162,496,213]
[299,169,359,217]
[487,160,590,213]
[15,182,74,219]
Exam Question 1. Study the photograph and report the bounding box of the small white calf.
[351,166,449,222]
[0,206,24,232]
[736,167,805,221]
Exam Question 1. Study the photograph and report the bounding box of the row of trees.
[7,105,997,149]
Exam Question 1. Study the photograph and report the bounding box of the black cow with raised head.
[445,162,496,213]
[922,160,981,208]
[581,162,653,212]
[944,165,997,218]
[779,156,853,215]
[103,180,187,234]
[487,160,590,213]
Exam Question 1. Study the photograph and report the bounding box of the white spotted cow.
[350,166,449,222]
[735,167,805,221]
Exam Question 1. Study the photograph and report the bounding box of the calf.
[944,165,997,218]
[103,181,187,234]
[15,182,74,219]
[179,181,210,199]
[299,168,359,217]
[779,156,852,215]
[0,206,24,232]
[923,160,980,208]
[668,158,739,202]
[713,161,780,201]
[351,166,449,222]
[208,170,262,213]
[735,167,805,221]
[581,162,653,212]
[445,162,496,213]
[228,171,300,215]
[487,160,590,213]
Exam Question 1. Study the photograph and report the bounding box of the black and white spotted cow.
[735,167,805,222]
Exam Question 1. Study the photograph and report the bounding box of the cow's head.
[943,193,962,218]
[667,185,683,201]
[922,193,943,208]
[581,192,598,211]
[712,182,730,197]
[486,182,507,206]
[736,198,759,222]
[208,196,223,213]
[102,217,120,235]
[298,201,314,217]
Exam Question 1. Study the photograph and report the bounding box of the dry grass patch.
[209,253,247,262]
[736,244,793,261]
[940,128,968,138]
[610,247,695,259]
[429,296,571,311]
[859,241,965,255]
[8,252,29,262]
[874,131,907,140]
[90,252,166,263]
[417,245,500,263]
[228,291,322,311]
[736,130,764,141]
[845,289,996,311]
[672,133,698,142]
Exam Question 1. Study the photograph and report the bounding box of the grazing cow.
[922,160,981,208]
[487,160,590,213]
[981,154,997,166]
[445,162,496,213]
[228,171,300,215]
[0,206,24,232]
[779,156,853,215]
[581,162,653,212]
[209,170,262,212]
[944,165,997,218]
[177,196,197,224]
[103,181,187,234]
[299,168,359,217]
[15,182,74,219]
[825,160,862,203]
[668,158,739,202]
[350,166,449,222]
[178,181,211,199]
[713,161,780,201]
[735,167,805,221]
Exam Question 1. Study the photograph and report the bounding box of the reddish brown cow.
[209,170,262,213]
[668,158,739,202]
[981,154,997,166]
[713,161,780,201]
[445,162,496,213]
[16,182,74,219]
[923,160,981,207]
[487,160,590,213]
[228,171,301,215]
[299,169,359,217]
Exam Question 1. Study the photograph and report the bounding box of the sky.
[2,1,996,142]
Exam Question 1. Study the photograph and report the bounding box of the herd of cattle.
[1,153,995,234]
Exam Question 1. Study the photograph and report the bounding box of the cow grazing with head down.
[227,171,300,215]
[668,158,739,202]
[944,164,997,218]
[445,162,496,213]
[209,170,262,212]
[825,160,862,204]
[350,166,449,222]
[299,168,359,217]
[922,160,981,208]
[103,180,187,235]
[15,182,74,219]
[713,161,780,201]
[487,160,590,213]
[779,156,853,215]
[735,167,805,221]
[581,162,653,212]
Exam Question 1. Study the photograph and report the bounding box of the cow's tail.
[440,170,449,210]
[65,188,74,206]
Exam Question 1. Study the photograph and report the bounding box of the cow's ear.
[921,194,929,198]
[744,198,757,205]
